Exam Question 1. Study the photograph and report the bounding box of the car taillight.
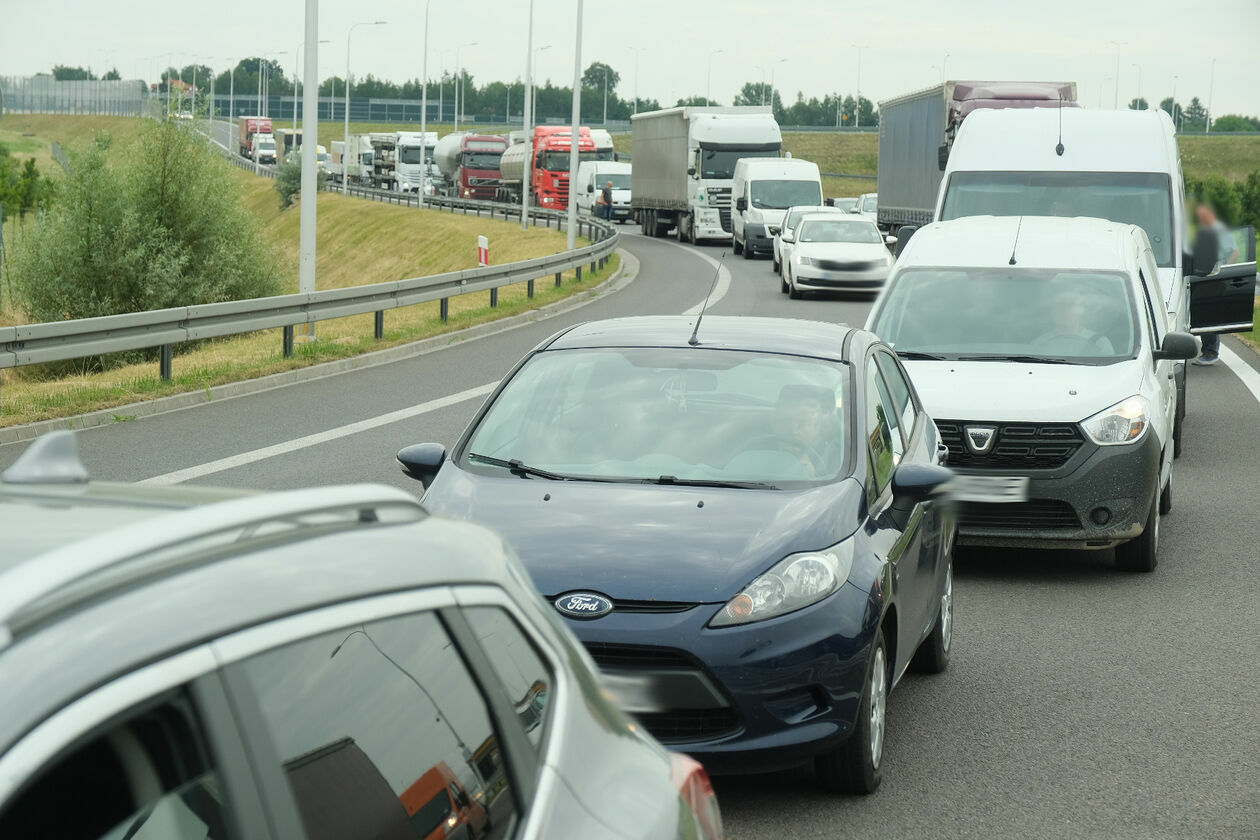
[669,752,724,840]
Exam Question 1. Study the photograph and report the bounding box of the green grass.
[1177,136,1260,183]
[0,114,148,172]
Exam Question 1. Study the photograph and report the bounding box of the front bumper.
[565,583,874,774]
[742,223,774,255]
[954,431,1161,549]
[693,206,731,240]
[793,263,890,291]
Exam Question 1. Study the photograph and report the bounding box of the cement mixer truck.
[495,126,598,209]
[433,132,508,199]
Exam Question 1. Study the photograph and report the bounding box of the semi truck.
[364,131,435,192]
[876,81,1078,232]
[630,106,782,243]
[237,115,273,159]
[329,134,374,186]
[590,128,616,161]
[433,132,508,199]
[496,126,598,208]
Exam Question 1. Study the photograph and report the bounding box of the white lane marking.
[1220,345,1260,406]
[139,383,496,485]
[681,248,733,315]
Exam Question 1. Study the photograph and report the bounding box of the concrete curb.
[0,249,638,447]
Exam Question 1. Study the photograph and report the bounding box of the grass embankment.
[0,115,618,427]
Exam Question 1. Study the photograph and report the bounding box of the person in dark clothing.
[600,181,614,220]
[1193,203,1240,366]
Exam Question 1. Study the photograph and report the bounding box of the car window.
[870,365,906,468]
[873,351,917,443]
[463,607,553,753]
[1136,271,1162,350]
[864,365,899,496]
[238,612,516,840]
[0,689,232,840]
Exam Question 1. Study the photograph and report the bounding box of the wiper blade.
[650,475,779,490]
[467,453,570,480]
[958,354,1075,365]
[895,350,949,361]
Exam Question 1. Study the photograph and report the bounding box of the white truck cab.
[576,160,633,221]
[928,107,1258,456]
[868,216,1201,571]
[731,157,822,259]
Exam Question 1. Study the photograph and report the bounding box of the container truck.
[876,81,1078,232]
[496,126,598,208]
[329,134,374,185]
[237,115,273,158]
[630,106,781,243]
[434,132,508,199]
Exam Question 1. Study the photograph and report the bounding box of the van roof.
[735,158,820,178]
[949,108,1178,175]
[900,216,1142,272]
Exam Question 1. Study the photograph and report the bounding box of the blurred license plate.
[951,475,1029,503]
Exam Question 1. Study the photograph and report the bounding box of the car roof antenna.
[688,254,725,346]
[1009,216,1024,266]
[1055,90,1066,157]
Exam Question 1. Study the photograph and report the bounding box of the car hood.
[903,359,1143,422]
[423,466,865,603]
[794,241,889,261]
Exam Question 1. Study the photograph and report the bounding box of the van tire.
[1159,472,1173,515]
[733,236,743,255]
[742,238,754,259]
[1115,492,1159,573]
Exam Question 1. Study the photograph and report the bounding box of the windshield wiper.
[957,354,1075,365]
[649,475,779,490]
[467,452,571,480]
[895,350,949,361]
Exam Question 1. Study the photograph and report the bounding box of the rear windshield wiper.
[467,452,571,480]
[650,476,780,490]
[957,354,1075,365]
[895,350,949,361]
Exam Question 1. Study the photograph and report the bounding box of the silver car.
[853,192,878,226]
[773,204,850,278]
[783,214,893,298]
[0,432,724,840]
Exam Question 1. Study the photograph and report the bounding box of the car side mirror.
[892,463,954,502]
[938,143,950,171]
[587,184,594,193]
[1152,331,1199,361]
[894,226,918,257]
[884,234,898,247]
[396,443,447,488]
[848,207,861,214]
[736,197,747,212]
[687,166,696,177]
[1189,227,1220,276]
[782,232,795,243]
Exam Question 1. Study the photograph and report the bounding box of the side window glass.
[463,607,553,754]
[239,612,514,840]
[865,365,898,495]
[1137,270,1162,348]
[0,690,231,840]
[874,352,917,442]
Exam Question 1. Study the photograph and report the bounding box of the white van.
[732,158,822,259]
[576,160,633,222]
[931,107,1257,456]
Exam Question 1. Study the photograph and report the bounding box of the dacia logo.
[964,425,997,454]
[554,592,614,619]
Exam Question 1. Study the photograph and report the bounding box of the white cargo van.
[732,158,822,259]
[930,108,1257,456]
[576,160,632,222]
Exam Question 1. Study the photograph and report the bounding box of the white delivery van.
[732,157,822,259]
[930,107,1257,456]
[576,160,633,222]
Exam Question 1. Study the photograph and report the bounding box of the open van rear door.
[1189,226,1257,335]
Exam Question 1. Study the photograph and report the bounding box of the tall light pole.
[298,0,320,333]
[602,65,608,125]
[521,0,535,230]
[1172,75,1179,132]
[1110,41,1123,109]
[566,0,584,252]
[343,21,387,196]
[628,47,646,114]
[850,44,864,127]
[768,58,785,113]
[1206,57,1216,133]
[706,49,723,106]
[1131,63,1142,109]
[941,53,950,84]
[419,0,431,210]
[454,42,477,132]
[294,39,330,140]
[532,45,551,124]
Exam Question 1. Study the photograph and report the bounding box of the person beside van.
[1192,203,1239,366]
[598,180,614,220]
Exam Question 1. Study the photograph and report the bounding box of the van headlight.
[1081,396,1150,445]
[710,542,854,627]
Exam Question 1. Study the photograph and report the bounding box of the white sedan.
[773,205,850,277]
[782,215,893,299]
[853,193,878,226]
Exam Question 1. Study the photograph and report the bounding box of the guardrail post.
[374,311,384,340]
[555,271,562,287]
[490,288,498,308]
[440,297,449,322]
[159,344,173,381]
[576,265,582,282]
[283,325,295,358]
[528,278,535,299]
[590,260,596,275]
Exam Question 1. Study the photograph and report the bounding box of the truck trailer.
[329,134,374,186]
[496,126,598,209]
[237,115,273,159]
[630,106,782,243]
[433,132,508,199]
[876,81,1078,232]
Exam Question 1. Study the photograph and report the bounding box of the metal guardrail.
[50,142,71,174]
[0,130,619,390]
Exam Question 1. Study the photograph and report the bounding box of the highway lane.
[3,228,1259,837]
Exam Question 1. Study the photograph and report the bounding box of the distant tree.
[1160,97,1183,128]
[319,76,347,98]
[102,68,121,81]
[1128,97,1148,110]
[733,81,775,107]
[1210,114,1260,132]
[1182,97,1208,132]
[676,96,718,107]
[274,159,327,209]
[582,62,620,95]
[52,65,95,81]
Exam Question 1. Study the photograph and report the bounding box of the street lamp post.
[298,0,320,328]
[532,45,551,124]
[1110,41,1123,109]
[602,65,608,125]
[454,42,478,133]
[294,39,330,142]
[768,58,785,113]
[706,49,723,106]
[419,0,431,209]
[850,44,864,127]
[566,0,584,252]
[521,0,535,230]
[1206,58,1216,133]
[628,47,645,114]
[1131,63,1142,109]
[1172,75,1179,132]
[343,21,387,196]
[941,53,950,84]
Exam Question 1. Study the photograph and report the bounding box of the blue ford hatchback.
[399,316,955,794]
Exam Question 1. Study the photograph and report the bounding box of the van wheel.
[816,629,887,794]
[1115,492,1159,573]
[1159,471,1173,515]
[733,236,743,255]
[742,239,754,259]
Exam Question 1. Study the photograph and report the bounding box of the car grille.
[959,499,1082,530]
[718,209,732,232]
[557,177,569,204]
[546,597,696,615]
[936,421,1084,469]
[812,258,884,272]
[584,642,698,669]
[707,187,732,233]
[632,708,742,744]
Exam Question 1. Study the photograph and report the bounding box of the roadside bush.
[12,120,281,325]
[274,159,327,209]
[0,144,50,220]
[1185,171,1260,230]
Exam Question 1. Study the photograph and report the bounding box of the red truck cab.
[531,126,598,209]
[458,135,508,200]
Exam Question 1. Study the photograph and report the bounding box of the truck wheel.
[1114,491,1159,573]
[742,239,754,260]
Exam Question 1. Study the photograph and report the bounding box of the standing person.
[1192,203,1240,366]
[600,180,614,220]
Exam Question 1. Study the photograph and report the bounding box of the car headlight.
[542,196,554,204]
[796,255,814,267]
[1081,395,1150,445]
[710,542,854,627]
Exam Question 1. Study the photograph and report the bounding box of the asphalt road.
[3,228,1258,839]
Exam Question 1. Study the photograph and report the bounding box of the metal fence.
[0,75,147,117]
[49,142,71,174]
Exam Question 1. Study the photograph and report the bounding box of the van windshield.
[751,180,823,210]
[941,171,1174,267]
[599,173,631,189]
[871,268,1138,364]
[410,791,453,837]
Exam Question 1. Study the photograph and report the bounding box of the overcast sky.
[3,0,1257,116]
